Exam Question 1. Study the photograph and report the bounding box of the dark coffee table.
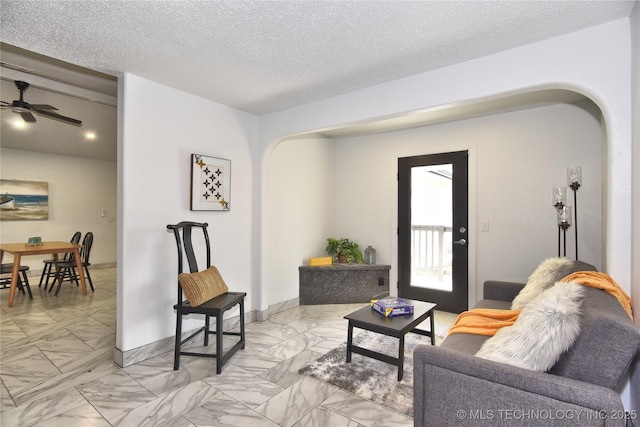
[344,299,437,381]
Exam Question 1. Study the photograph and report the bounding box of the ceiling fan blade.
[35,109,82,125]
[30,104,58,111]
[20,111,37,122]
[1,100,11,108]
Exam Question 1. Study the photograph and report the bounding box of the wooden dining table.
[0,241,87,307]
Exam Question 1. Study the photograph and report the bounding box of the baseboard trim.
[113,296,300,368]
[257,297,299,321]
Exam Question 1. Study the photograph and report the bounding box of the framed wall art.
[190,154,231,211]
[0,179,49,221]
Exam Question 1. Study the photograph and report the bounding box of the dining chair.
[51,232,95,296]
[39,231,81,290]
[0,263,33,299]
[167,221,246,374]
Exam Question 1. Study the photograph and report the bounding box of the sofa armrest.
[483,280,525,302]
[414,345,627,426]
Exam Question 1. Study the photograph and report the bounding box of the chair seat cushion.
[178,266,229,307]
[1,263,30,273]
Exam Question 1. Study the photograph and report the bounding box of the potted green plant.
[326,238,364,264]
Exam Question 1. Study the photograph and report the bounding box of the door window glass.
[410,164,452,291]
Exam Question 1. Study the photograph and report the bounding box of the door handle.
[453,239,467,246]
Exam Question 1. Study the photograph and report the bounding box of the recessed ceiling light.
[84,132,96,140]
[12,120,26,129]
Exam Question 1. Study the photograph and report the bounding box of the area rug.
[298,330,434,417]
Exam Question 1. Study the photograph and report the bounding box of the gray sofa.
[413,261,640,426]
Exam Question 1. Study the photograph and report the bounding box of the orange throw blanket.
[560,271,633,319]
[447,271,633,337]
[447,308,520,336]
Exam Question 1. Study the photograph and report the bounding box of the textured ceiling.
[0,1,636,161]
[1,77,117,160]
[1,0,636,115]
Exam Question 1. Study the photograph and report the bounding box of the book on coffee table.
[371,297,414,317]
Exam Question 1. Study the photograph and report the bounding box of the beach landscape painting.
[0,179,49,221]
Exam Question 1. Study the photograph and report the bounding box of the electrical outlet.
[481,220,490,231]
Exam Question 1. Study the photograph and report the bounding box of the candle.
[552,187,567,208]
[557,205,572,226]
[567,166,582,188]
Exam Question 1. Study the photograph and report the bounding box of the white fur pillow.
[476,281,584,371]
[511,257,575,310]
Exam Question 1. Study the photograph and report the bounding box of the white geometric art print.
[190,154,231,211]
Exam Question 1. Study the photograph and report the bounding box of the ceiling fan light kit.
[1,80,82,125]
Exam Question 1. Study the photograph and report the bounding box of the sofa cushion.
[511,257,575,310]
[476,281,585,371]
[571,260,598,273]
[473,299,512,310]
[549,286,640,389]
[439,299,509,354]
[440,332,489,355]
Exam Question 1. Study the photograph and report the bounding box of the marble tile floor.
[0,268,458,426]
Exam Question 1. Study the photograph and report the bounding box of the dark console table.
[299,264,390,305]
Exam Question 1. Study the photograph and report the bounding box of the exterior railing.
[411,225,452,280]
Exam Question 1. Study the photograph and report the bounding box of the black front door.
[398,150,468,313]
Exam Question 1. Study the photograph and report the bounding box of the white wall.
[265,102,602,309]
[257,18,634,406]
[263,137,336,305]
[337,102,602,303]
[0,148,116,269]
[112,15,636,405]
[629,1,640,410]
[259,19,633,307]
[117,73,257,351]
[631,0,640,330]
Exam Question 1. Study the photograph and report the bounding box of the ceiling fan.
[1,80,81,125]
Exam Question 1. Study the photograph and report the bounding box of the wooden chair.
[39,231,81,289]
[50,232,95,296]
[0,263,33,299]
[167,221,246,373]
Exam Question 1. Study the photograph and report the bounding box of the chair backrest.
[167,222,211,302]
[64,231,82,262]
[80,232,93,264]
